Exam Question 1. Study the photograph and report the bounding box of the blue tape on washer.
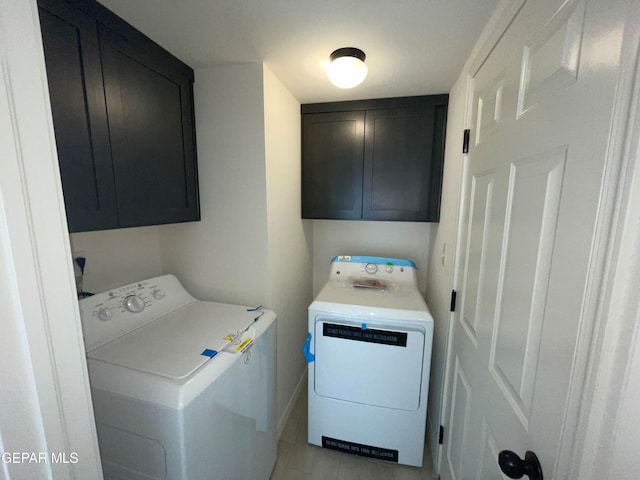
[201,349,218,358]
[302,332,315,363]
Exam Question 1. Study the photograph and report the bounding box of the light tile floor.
[271,384,437,480]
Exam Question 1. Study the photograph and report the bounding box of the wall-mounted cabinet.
[38,0,199,233]
[302,95,448,222]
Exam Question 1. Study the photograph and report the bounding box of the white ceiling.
[98,0,498,104]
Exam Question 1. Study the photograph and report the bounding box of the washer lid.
[87,301,259,380]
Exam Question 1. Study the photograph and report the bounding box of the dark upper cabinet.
[302,111,365,219]
[38,1,118,232]
[302,95,448,222]
[38,0,199,233]
[99,25,199,228]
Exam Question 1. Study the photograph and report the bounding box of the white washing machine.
[305,256,433,467]
[79,274,277,480]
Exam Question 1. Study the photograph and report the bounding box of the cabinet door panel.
[428,104,447,221]
[100,26,199,228]
[302,112,365,219]
[363,106,444,221]
[39,1,118,232]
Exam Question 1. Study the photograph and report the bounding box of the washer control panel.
[123,293,146,313]
[96,281,158,320]
[79,274,195,352]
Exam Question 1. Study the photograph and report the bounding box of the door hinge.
[462,129,470,153]
[450,290,457,312]
[439,425,445,445]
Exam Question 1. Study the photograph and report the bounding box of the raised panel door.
[442,0,627,478]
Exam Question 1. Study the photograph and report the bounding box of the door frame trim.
[570,0,640,477]
[0,1,103,477]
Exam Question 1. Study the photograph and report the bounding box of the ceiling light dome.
[326,47,368,89]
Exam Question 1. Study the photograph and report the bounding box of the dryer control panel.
[329,255,418,286]
[79,274,197,352]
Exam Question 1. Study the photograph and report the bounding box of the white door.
[442,0,629,478]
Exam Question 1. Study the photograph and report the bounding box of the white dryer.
[305,256,433,467]
[79,274,277,480]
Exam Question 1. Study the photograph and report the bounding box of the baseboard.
[277,366,308,439]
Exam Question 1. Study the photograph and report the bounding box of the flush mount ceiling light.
[326,47,368,89]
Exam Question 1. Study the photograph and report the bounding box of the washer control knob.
[365,263,378,275]
[124,294,145,313]
[152,289,166,300]
[385,265,394,273]
[97,307,112,321]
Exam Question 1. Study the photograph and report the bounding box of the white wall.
[312,220,432,296]
[263,65,314,427]
[159,64,269,306]
[69,226,163,293]
[424,76,467,461]
[158,62,312,427]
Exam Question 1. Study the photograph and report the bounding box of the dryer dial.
[365,263,378,274]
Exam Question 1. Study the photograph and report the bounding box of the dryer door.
[314,317,425,411]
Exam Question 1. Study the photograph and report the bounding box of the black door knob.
[498,450,543,480]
